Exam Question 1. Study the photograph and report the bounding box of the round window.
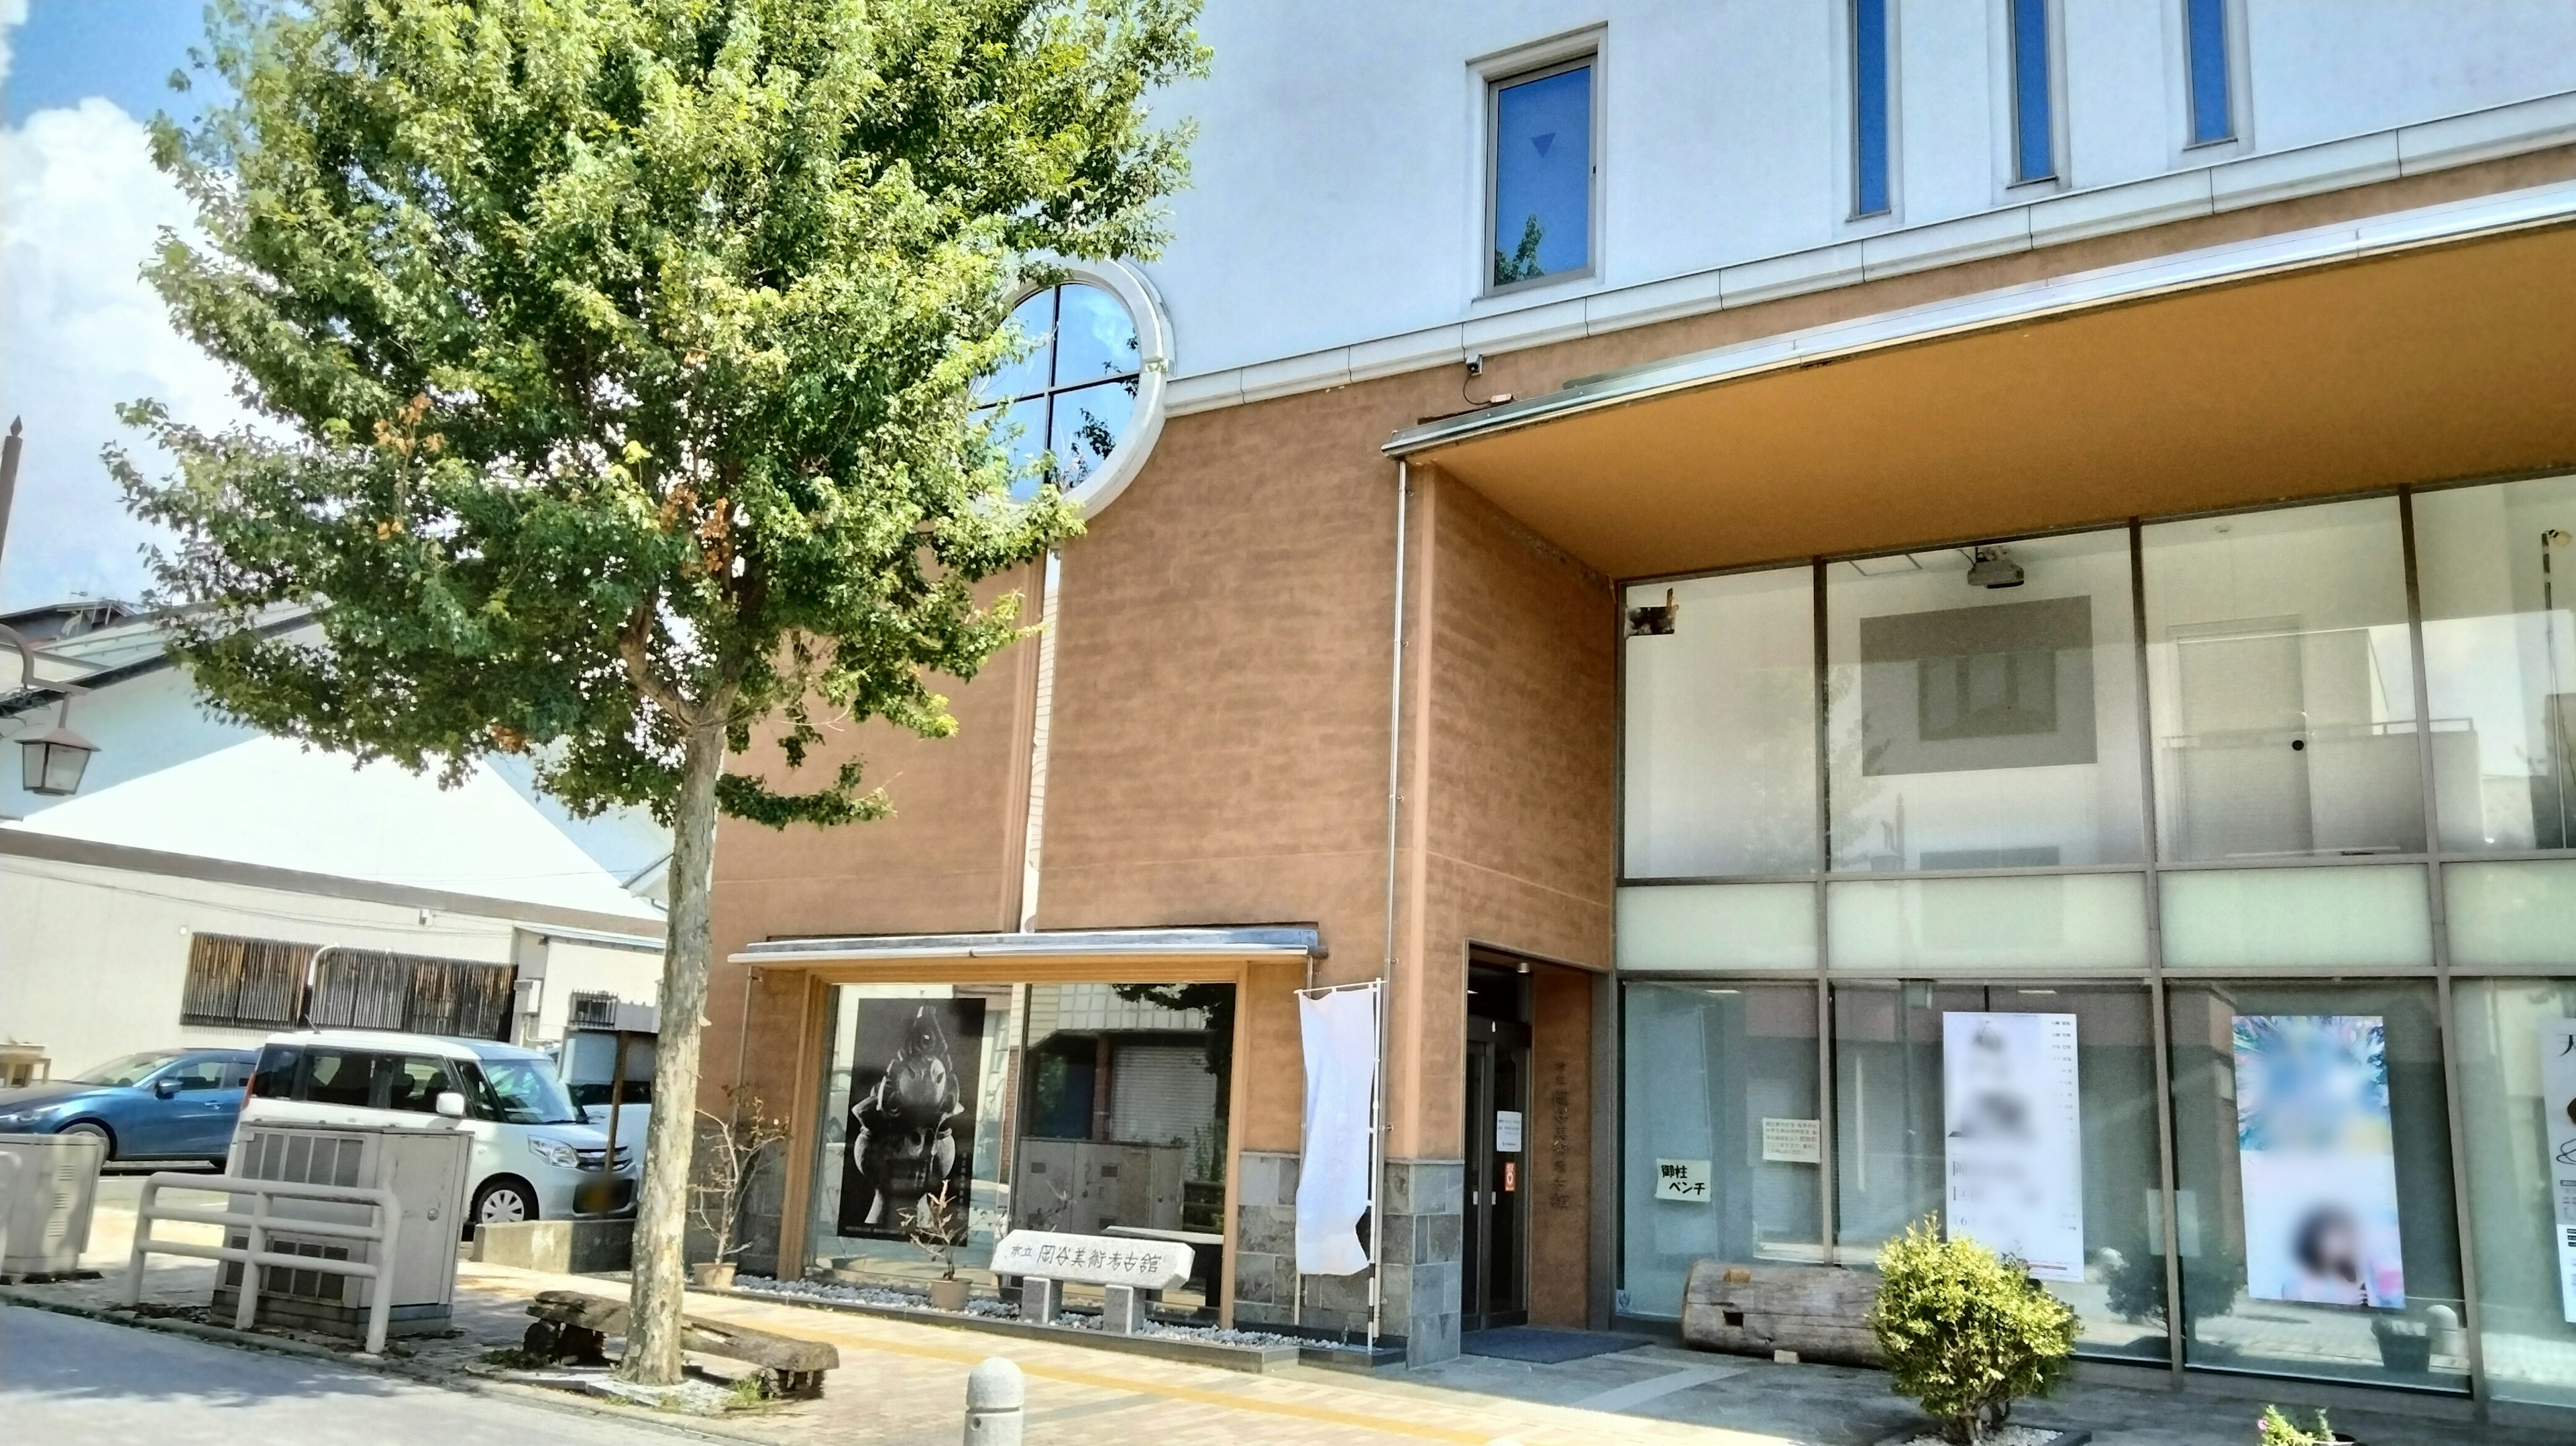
[973,282,1144,500]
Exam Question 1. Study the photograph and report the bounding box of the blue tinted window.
[1051,283,1140,386]
[2010,0,2054,183]
[970,282,1143,497]
[2186,0,2233,145]
[1049,380,1136,486]
[1853,0,1892,217]
[1491,62,1592,288]
[975,289,1055,406]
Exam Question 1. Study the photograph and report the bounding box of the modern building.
[704,3,2576,1428]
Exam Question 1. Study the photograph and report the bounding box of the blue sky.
[3,0,216,126]
[1,1,243,614]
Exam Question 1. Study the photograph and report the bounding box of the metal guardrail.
[121,1172,403,1355]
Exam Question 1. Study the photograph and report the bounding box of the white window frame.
[1835,0,1904,231]
[1472,27,1605,302]
[1990,0,2070,196]
[987,258,1171,519]
[2165,0,2254,162]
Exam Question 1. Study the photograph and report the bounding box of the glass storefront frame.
[767,958,1260,1329]
[1613,478,2576,1418]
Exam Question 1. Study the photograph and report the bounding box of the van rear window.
[303,1050,390,1107]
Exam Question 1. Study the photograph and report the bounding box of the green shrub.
[1866,1219,2080,1444]
[2257,1405,2337,1445]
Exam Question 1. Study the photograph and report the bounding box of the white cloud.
[1,95,249,610]
[0,1,28,89]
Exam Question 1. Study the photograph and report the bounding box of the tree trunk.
[614,714,727,1385]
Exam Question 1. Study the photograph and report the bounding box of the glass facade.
[1616,478,2576,1411]
[805,979,1234,1319]
[1827,529,2144,871]
[1622,983,1821,1317]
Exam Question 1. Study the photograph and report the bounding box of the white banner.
[2543,1017,2576,1325]
[2233,1015,2406,1309]
[1943,1012,2084,1282]
[1294,984,1379,1276]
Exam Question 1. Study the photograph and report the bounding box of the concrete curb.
[0,1286,765,1445]
[722,1285,1303,1374]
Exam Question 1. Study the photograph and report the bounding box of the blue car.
[0,1049,257,1165]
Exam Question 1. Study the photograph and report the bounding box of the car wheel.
[469,1176,537,1239]
[58,1121,114,1159]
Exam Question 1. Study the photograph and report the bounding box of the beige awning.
[1389,185,2576,578]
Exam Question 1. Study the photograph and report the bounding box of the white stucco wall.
[0,852,592,1079]
[1143,0,2576,381]
[521,934,665,1048]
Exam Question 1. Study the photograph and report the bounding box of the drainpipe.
[1017,550,1063,934]
[1368,461,1409,1353]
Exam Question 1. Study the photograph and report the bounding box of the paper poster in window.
[2233,1014,2405,1309]
[1943,1011,2084,1282]
[839,997,984,1241]
[2542,1017,2576,1325]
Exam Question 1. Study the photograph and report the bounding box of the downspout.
[1018,549,1063,934]
[1368,461,1409,1352]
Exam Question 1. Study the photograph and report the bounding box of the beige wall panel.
[1525,963,1595,1329]
[1421,480,1615,937]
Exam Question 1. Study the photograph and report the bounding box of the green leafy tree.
[1492,213,1545,286]
[1866,1219,2080,1444]
[113,0,1204,1384]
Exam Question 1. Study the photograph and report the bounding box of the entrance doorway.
[1462,962,1530,1331]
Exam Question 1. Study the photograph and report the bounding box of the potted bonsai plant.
[688,1091,787,1290]
[904,1182,969,1311]
[2258,1405,2357,1445]
[1866,1219,2080,1445]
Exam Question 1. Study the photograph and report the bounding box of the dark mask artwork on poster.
[840,997,984,1241]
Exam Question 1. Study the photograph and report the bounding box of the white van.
[241,1030,636,1233]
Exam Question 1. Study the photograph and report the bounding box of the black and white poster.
[839,997,983,1241]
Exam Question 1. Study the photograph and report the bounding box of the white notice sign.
[2544,1019,2576,1324]
[1761,1117,1823,1164]
[990,1230,1193,1291]
[1495,1110,1523,1153]
[1654,1158,1711,1202]
[1943,1012,2084,1283]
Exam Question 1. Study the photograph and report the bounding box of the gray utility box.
[213,1119,470,1338]
[0,1132,106,1280]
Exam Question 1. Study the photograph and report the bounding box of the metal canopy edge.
[1381,177,2576,459]
[733,924,1324,965]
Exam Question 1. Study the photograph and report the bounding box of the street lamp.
[19,716,97,795]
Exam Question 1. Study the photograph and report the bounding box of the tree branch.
[619,597,699,730]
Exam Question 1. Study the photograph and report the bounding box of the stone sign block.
[991,1229,1192,1292]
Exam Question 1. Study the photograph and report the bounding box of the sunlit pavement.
[0,1305,661,1446]
[10,1186,2561,1446]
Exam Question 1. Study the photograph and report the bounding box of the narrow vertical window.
[1852,0,1892,217]
[2185,0,2234,145]
[1490,59,1593,290]
[2009,0,2055,183]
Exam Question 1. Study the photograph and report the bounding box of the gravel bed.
[730,1275,1303,1349]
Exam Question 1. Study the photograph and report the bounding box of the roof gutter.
[1382,178,2576,460]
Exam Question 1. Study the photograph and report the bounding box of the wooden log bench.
[1680,1261,1884,1368]
[521,1289,840,1398]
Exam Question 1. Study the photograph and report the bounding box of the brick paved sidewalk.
[19,1174,2564,1446]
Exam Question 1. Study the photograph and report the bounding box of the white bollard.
[963,1357,1024,1446]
